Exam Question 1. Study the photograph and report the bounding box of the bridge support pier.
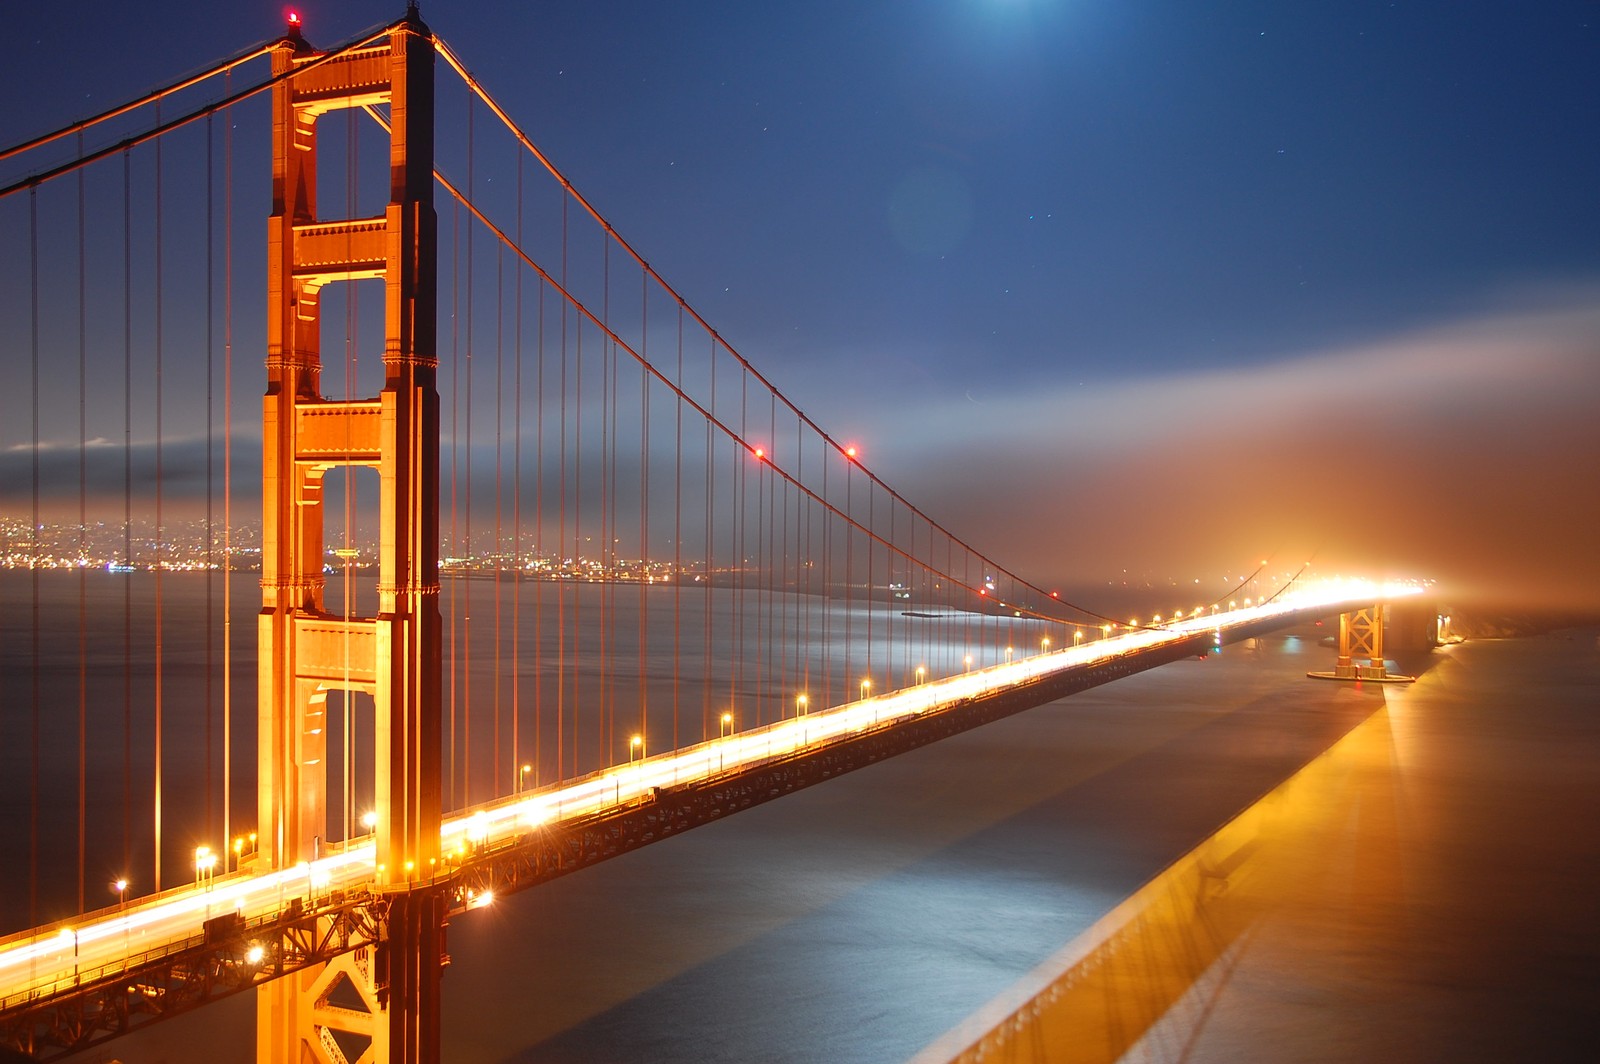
[259,10,442,1063]
[1308,604,1415,683]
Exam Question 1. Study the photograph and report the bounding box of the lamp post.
[518,762,533,794]
[915,666,925,684]
[194,846,218,890]
[1041,637,1050,655]
[963,655,972,673]
[1074,630,1083,647]
[1005,646,1013,663]
[630,734,645,764]
[796,693,808,718]
[112,878,128,911]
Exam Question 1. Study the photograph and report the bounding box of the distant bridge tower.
[258,8,443,1062]
[1308,604,1415,684]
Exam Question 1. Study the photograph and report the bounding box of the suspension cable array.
[0,13,1284,942]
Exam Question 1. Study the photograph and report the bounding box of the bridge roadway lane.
[0,583,1413,1011]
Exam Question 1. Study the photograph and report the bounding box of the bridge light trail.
[0,579,1423,1008]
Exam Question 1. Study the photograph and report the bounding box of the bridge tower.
[258,8,443,1062]
[1308,604,1415,684]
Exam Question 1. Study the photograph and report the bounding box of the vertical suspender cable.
[820,448,829,711]
[630,273,643,755]
[598,244,608,760]
[222,72,234,865]
[867,476,874,685]
[122,150,133,880]
[534,266,544,786]
[463,94,474,805]
[556,195,566,780]
[535,243,545,788]
[704,343,715,740]
[513,149,524,787]
[77,133,89,914]
[448,196,459,808]
[673,306,682,754]
[600,240,611,760]
[494,240,503,796]
[29,187,41,926]
[573,292,583,771]
[153,107,165,891]
[733,369,744,721]
[204,111,215,842]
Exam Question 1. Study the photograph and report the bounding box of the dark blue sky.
[5,2,1598,604]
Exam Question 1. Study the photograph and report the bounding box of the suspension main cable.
[0,19,400,200]
[432,35,1099,625]
[0,42,272,164]
[365,109,1071,631]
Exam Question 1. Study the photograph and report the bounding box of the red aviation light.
[753,447,765,460]
[845,445,858,460]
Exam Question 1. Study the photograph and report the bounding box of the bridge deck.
[0,591,1412,1060]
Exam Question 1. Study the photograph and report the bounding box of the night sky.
[4,2,1598,608]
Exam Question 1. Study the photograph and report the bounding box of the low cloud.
[864,293,1600,610]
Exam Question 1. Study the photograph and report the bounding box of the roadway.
[0,579,1420,1012]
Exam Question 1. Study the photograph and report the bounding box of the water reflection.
[915,704,1400,1064]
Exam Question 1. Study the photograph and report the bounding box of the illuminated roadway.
[0,579,1421,1010]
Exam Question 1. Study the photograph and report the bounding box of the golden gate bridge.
[0,8,1414,1061]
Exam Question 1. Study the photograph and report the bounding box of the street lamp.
[1073,630,1083,646]
[1041,637,1051,655]
[112,878,128,910]
[194,846,217,889]
[361,810,378,833]
[232,836,245,872]
[915,665,925,684]
[964,655,972,673]
[860,677,871,700]
[518,763,533,794]
[796,693,808,717]
[720,711,734,738]
[630,734,645,763]
[1005,646,1013,663]
[1102,623,1111,640]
